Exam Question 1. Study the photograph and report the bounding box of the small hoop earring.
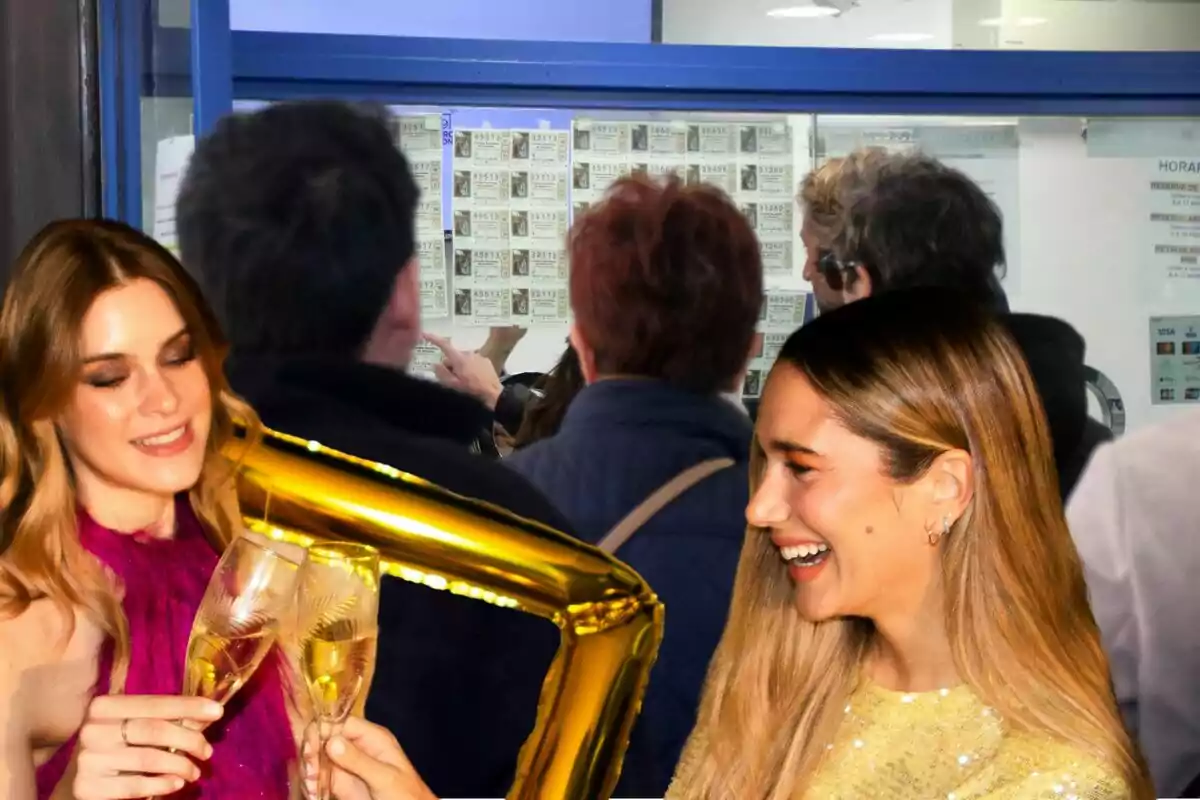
[928,515,953,546]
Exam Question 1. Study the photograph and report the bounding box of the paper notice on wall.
[741,290,814,398]
[451,127,571,326]
[761,290,811,333]
[571,116,800,290]
[510,129,571,326]
[453,286,510,325]
[394,114,450,318]
[736,122,797,283]
[420,271,448,319]
[1146,158,1200,298]
[152,135,195,252]
[451,129,513,326]
[570,117,803,400]
[529,287,571,325]
[1149,315,1200,404]
[409,339,446,382]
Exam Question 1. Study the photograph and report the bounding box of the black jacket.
[1000,313,1112,500]
[226,356,564,797]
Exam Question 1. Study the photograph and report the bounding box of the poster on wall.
[570,118,798,280]
[734,122,796,282]
[511,130,572,326]
[1149,315,1200,405]
[395,115,450,318]
[1146,158,1200,298]
[152,135,196,253]
[741,290,815,398]
[569,117,805,400]
[450,127,572,327]
[814,123,1021,292]
[408,340,445,382]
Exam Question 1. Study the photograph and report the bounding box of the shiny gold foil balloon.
[223,426,664,800]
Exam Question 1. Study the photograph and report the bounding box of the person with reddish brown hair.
[503,173,763,797]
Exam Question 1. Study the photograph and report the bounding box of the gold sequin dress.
[667,680,1129,799]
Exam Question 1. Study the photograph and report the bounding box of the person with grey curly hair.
[799,147,1108,501]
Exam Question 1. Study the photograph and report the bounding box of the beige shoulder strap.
[597,457,737,555]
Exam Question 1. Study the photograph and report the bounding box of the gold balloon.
[223,426,664,800]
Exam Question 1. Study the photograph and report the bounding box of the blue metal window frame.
[104,15,1200,229]
[97,0,234,228]
[191,0,233,136]
[227,34,1200,117]
[97,0,145,223]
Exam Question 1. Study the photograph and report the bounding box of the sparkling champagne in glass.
[184,533,305,708]
[297,543,381,800]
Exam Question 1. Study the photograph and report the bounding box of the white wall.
[994,0,1200,50]
[662,0,1200,50]
[664,0,954,49]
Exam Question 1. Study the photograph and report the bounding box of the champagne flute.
[184,532,305,709]
[136,535,303,800]
[297,542,381,800]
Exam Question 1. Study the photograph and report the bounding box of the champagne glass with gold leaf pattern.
[141,535,303,800]
[296,542,381,800]
[183,533,305,707]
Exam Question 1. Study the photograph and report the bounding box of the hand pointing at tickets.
[303,717,438,800]
[423,333,505,410]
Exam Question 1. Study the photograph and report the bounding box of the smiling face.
[746,362,946,624]
[56,278,213,518]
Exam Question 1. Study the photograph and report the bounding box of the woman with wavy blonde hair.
[666,287,1152,800]
[0,219,296,798]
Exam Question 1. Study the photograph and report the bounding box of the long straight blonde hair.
[0,219,260,693]
[672,288,1151,799]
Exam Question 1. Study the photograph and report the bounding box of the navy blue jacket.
[505,379,752,797]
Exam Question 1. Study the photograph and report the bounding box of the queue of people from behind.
[0,97,1174,800]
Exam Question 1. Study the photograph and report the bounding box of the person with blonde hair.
[283,287,1152,800]
[0,219,297,798]
[666,287,1149,799]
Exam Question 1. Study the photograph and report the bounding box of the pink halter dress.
[35,495,296,798]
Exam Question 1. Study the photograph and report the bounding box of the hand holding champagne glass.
[297,543,382,800]
[126,534,303,799]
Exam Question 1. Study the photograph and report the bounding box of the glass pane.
[662,0,1200,51]
[420,106,811,403]
[142,0,196,252]
[230,98,1200,433]
[230,0,653,43]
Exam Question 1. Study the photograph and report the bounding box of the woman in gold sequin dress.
[666,288,1152,800]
